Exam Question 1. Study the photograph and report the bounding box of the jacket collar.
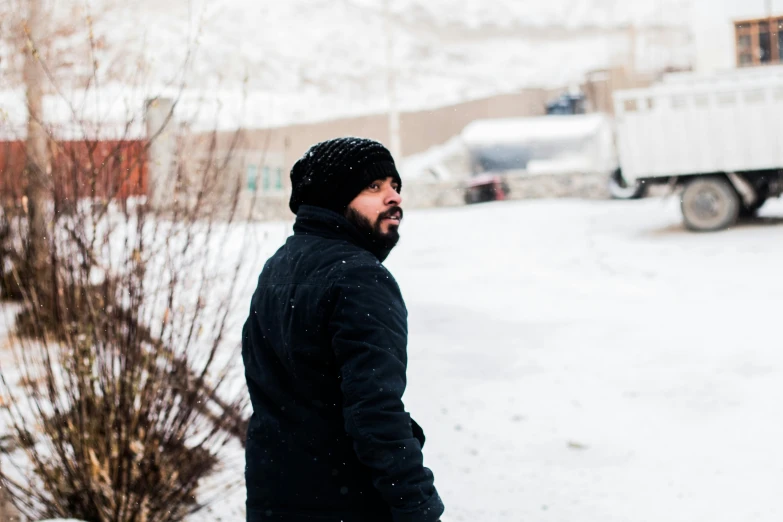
[293,205,394,262]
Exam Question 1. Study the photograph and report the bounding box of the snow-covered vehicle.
[461,113,618,178]
[459,113,620,203]
[613,66,783,231]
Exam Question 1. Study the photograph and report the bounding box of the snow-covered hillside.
[0,0,694,128]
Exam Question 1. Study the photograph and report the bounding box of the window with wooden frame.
[735,16,783,67]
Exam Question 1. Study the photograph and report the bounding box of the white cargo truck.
[613,67,783,231]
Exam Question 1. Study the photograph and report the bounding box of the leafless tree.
[0,1,263,520]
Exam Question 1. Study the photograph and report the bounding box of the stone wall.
[183,169,614,221]
[505,171,611,200]
[403,180,466,209]
[403,171,613,211]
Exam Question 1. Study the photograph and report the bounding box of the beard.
[345,206,402,251]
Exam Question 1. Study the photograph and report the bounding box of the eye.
[368,182,380,190]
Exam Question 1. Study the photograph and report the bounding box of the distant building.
[734,14,783,67]
[0,138,147,208]
[692,0,782,72]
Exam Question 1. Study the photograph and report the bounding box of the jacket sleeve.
[329,264,444,522]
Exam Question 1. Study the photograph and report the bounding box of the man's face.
[345,177,403,250]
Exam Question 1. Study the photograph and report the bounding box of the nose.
[384,185,402,207]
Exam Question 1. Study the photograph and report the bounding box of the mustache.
[379,206,403,221]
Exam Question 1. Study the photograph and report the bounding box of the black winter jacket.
[242,205,443,522]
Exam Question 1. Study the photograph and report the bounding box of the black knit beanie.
[289,137,402,215]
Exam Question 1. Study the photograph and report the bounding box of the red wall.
[0,139,148,204]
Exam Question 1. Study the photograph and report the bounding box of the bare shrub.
[0,12,259,517]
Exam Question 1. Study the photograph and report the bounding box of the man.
[242,137,444,522]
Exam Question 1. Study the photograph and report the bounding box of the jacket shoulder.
[335,251,399,287]
[300,236,398,287]
[330,254,406,326]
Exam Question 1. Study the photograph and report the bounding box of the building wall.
[236,90,551,182]
[692,0,783,73]
[0,139,147,207]
[186,89,555,220]
[581,67,659,114]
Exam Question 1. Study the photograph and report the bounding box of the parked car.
[460,113,618,177]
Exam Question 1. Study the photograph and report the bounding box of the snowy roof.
[460,113,612,147]
[0,84,291,139]
[0,86,148,141]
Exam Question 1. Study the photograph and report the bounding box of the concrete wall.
[161,129,289,219]
[581,67,660,114]
[178,89,556,220]
[145,98,176,211]
[505,171,611,200]
[233,88,554,175]
[404,179,466,209]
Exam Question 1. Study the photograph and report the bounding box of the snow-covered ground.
[392,198,783,522]
[6,195,783,521]
[195,195,783,521]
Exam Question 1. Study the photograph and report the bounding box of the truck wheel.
[608,168,646,200]
[681,177,740,231]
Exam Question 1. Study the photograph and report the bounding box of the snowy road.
[198,195,783,522]
[388,197,783,522]
[6,196,783,522]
